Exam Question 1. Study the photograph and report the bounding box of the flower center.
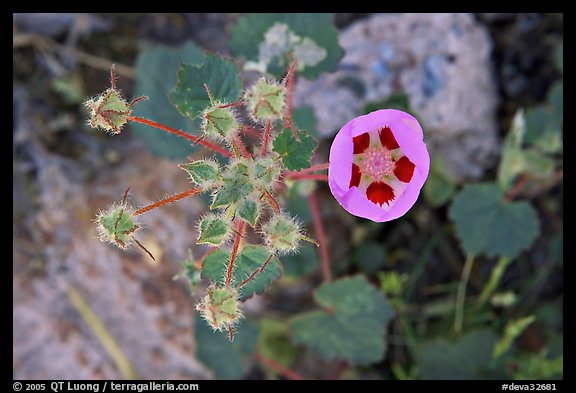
[359,146,394,180]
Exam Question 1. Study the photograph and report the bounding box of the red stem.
[286,173,329,182]
[225,221,246,287]
[261,120,271,158]
[219,101,243,109]
[284,59,297,135]
[237,254,274,289]
[294,163,330,173]
[133,188,202,216]
[127,116,232,158]
[234,136,252,159]
[255,353,306,380]
[308,192,332,281]
[194,246,217,270]
[240,125,261,139]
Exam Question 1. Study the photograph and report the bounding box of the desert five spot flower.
[328,109,430,222]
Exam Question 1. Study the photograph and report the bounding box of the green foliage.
[194,316,259,379]
[290,275,394,365]
[229,13,343,79]
[417,329,497,379]
[132,42,204,159]
[179,159,220,189]
[449,183,540,258]
[353,242,387,274]
[493,316,536,360]
[281,243,319,278]
[170,53,242,125]
[202,245,282,301]
[237,199,260,228]
[514,352,563,380]
[424,157,457,207]
[196,214,229,246]
[258,316,301,368]
[273,128,317,171]
[95,204,140,249]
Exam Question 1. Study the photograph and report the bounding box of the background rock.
[294,13,500,181]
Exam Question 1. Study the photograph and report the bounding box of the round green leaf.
[290,275,394,365]
[448,183,540,258]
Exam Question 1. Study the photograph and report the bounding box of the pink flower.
[328,109,430,222]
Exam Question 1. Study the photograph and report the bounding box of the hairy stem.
[284,58,297,136]
[261,119,271,158]
[127,116,232,158]
[286,173,329,182]
[308,192,332,281]
[294,163,330,173]
[225,221,246,287]
[255,352,306,380]
[133,188,203,216]
[238,254,275,289]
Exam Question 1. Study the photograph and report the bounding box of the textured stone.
[294,13,499,180]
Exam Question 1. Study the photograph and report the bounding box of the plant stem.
[293,163,330,173]
[133,188,203,216]
[284,59,297,134]
[308,192,332,281]
[286,173,329,182]
[127,116,232,158]
[453,255,475,336]
[475,256,512,310]
[255,352,306,380]
[225,221,246,287]
[261,120,271,158]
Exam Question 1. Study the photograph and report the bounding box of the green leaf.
[353,242,387,274]
[524,105,562,153]
[514,352,563,380]
[132,41,204,160]
[197,215,229,246]
[493,316,536,360]
[281,243,319,278]
[418,329,497,379]
[202,245,282,301]
[179,159,220,188]
[273,128,317,171]
[170,53,242,123]
[210,161,253,210]
[194,316,259,379]
[292,106,319,139]
[424,157,457,207]
[229,13,343,79]
[290,275,394,365]
[448,183,540,258]
[258,316,301,368]
[237,199,259,228]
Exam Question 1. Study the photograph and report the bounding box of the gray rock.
[294,13,500,180]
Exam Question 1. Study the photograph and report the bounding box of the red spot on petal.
[394,156,415,183]
[352,132,370,154]
[366,181,395,207]
[349,163,362,188]
[379,126,399,150]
